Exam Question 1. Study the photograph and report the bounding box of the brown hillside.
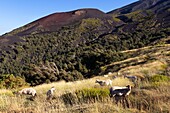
[7,8,112,36]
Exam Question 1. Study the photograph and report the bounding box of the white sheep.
[18,88,37,97]
[108,72,112,75]
[95,79,112,86]
[46,86,55,100]
[110,85,132,108]
[110,86,127,96]
[103,74,108,77]
[110,85,131,97]
[105,79,113,86]
[112,75,117,79]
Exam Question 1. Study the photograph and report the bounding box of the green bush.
[75,88,110,102]
[78,18,102,32]
[61,92,77,105]
[0,74,29,89]
[148,74,170,83]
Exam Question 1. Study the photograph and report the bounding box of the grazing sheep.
[110,85,132,108]
[18,88,37,97]
[109,86,127,97]
[46,86,55,100]
[103,74,108,77]
[108,72,112,75]
[105,79,112,86]
[112,75,117,79]
[110,85,131,97]
[124,75,137,83]
[95,79,105,86]
[95,79,112,86]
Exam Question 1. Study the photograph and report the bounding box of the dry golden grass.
[0,89,13,96]
[0,74,169,113]
[101,44,170,74]
[0,76,135,113]
[35,78,99,95]
[120,44,170,54]
[118,60,166,78]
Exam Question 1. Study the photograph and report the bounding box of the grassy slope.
[0,45,170,113]
[100,44,170,75]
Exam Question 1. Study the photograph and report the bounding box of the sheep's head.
[95,79,99,83]
[126,85,131,89]
[51,86,55,91]
[19,90,23,94]
[12,90,19,95]
[13,90,22,95]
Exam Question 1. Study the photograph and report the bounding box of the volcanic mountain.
[3,9,114,36]
[0,8,122,48]
[0,0,169,86]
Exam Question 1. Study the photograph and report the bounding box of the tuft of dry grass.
[0,89,13,96]
[112,77,134,87]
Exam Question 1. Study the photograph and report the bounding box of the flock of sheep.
[17,86,55,100]
[16,74,137,108]
[95,74,137,107]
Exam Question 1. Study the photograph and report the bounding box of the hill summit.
[4,9,111,36]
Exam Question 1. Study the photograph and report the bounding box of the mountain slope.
[108,0,170,27]
[108,0,170,15]
[8,9,112,36]
[0,8,123,49]
[0,0,169,86]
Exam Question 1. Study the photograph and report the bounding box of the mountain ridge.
[3,8,112,36]
[108,0,169,14]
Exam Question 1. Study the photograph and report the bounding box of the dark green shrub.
[61,92,77,105]
[61,88,110,106]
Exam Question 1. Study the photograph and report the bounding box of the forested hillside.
[0,0,169,86]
